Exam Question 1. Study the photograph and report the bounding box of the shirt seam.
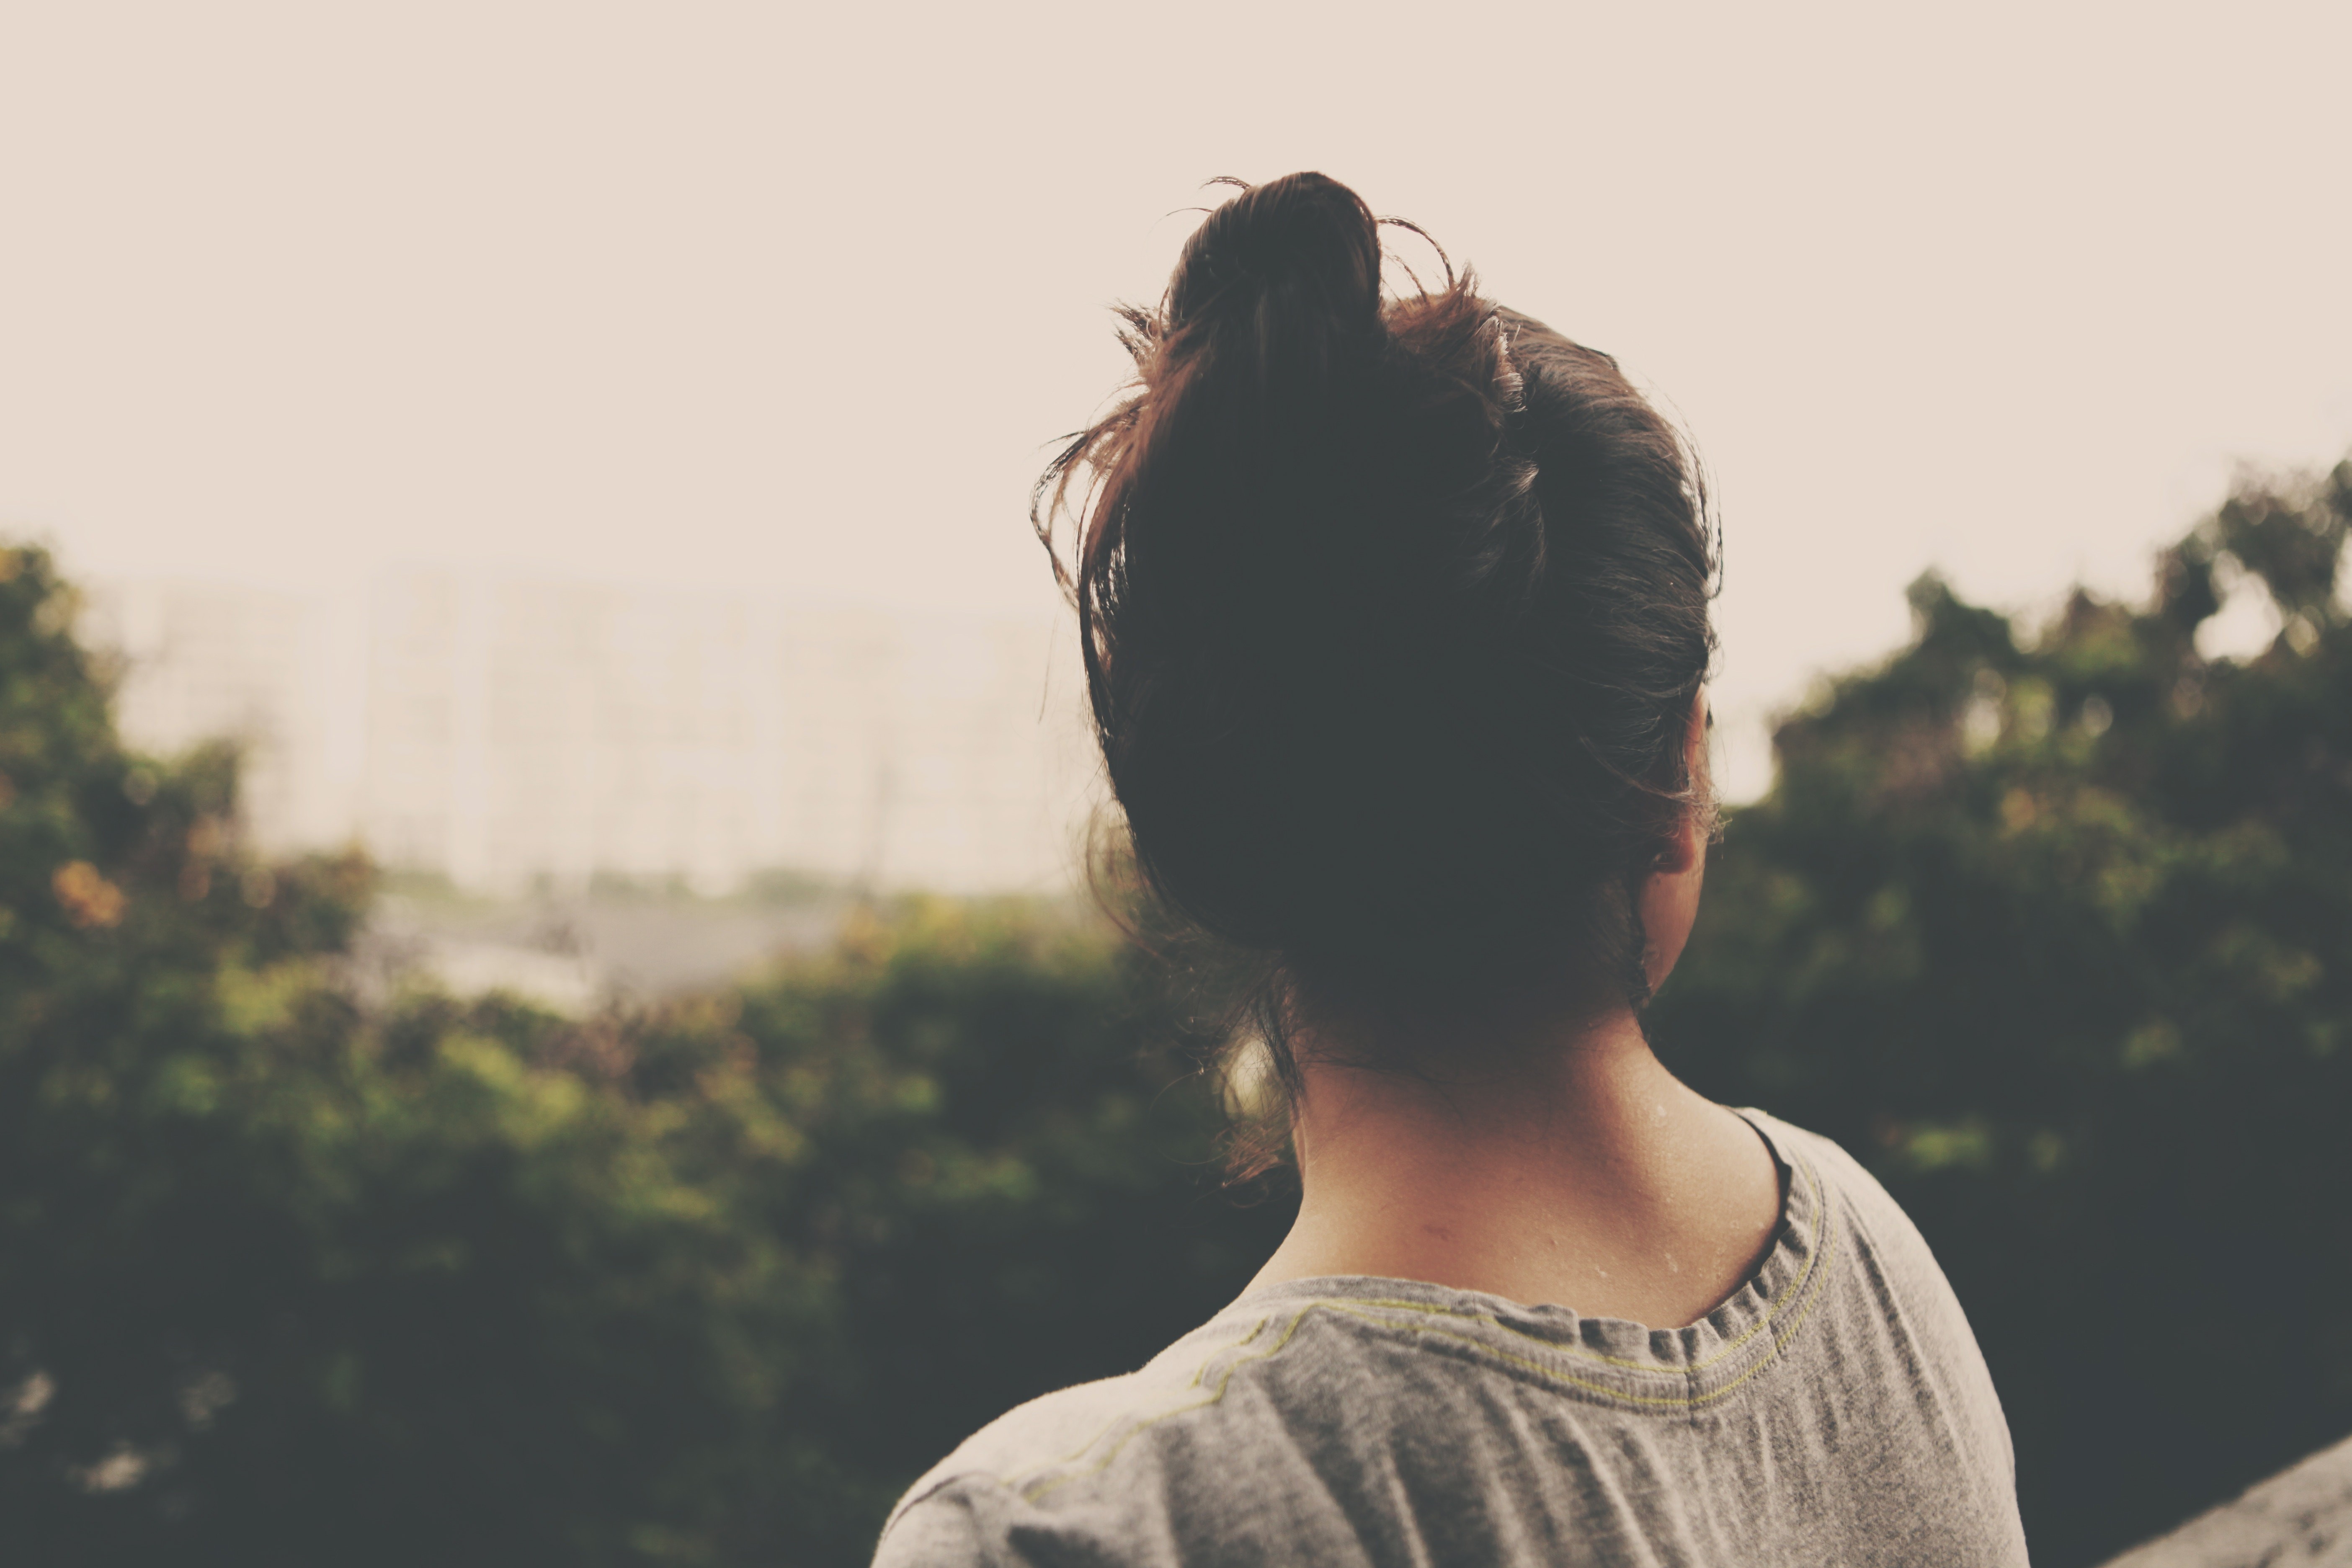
[1301,1147,1825,1378]
[996,1155,1844,1511]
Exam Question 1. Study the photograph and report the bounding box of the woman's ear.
[1653,693,1712,874]
[1638,692,1713,988]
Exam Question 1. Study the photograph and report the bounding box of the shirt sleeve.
[871,1479,1006,1568]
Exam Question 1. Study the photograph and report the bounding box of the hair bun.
[1040,174,1721,1075]
[1166,172,1382,404]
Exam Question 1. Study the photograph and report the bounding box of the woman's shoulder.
[1738,1107,1959,1291]
[872,1307,1275,1565]
[873,1115,2014,1567]
[871,1278,1527,1565]
[1740,1106,2018,1465]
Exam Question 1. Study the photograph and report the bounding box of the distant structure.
[83,571,1096,896]
[79,579,339,847]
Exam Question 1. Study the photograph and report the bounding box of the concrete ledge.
[2099,1432,2352,1566]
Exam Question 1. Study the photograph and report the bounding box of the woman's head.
[1039,172,1718,1107]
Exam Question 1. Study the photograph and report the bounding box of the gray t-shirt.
[874,1110,2028,1566]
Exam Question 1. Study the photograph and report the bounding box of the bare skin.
[1246,698,1783,1330]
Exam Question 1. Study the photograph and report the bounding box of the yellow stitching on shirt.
[1191,1315,1267,1387]
[1010,1150,1841,1502]
[1678,1179,1840,1408]
[1318,1305,1702,1405]
[1321,1150,1824,1377]
[1020,1305,1325,1502]
[1002,1316,1279,1495]
[1006,1316,1279,1495]
[1366,1174,1843,1413]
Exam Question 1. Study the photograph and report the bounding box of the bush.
[1651,458,2352,1566]
[5,452,2345,1566]
[0,544,1285,1565]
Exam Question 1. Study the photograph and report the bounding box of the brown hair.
[1036,173,1718,1171]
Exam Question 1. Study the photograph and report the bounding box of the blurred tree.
[6,448,2345,1566]
[721,900,1287,1559]
[1651,457,2352,1567]
[0,541,1276,1564]
[0,544,393,1558]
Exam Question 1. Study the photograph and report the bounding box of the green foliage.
[5,450,2346,1566]
[1652,458,2352,1567]
[0,543,1283,1564]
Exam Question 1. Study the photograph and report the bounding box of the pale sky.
[3,0,2346,799]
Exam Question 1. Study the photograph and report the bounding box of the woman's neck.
[1243,1005,1783,1329]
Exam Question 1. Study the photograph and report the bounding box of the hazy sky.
[3,0,2346,797]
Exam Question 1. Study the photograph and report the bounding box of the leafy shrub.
[4,452,2345,1566]
[1652,459,2352,1566]
[0,545,1283,1565]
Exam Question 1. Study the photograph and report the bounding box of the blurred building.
[83,571,1096,896]
[77,578,342,847]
